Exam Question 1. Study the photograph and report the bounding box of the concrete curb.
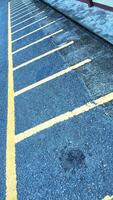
[40,0,113,47]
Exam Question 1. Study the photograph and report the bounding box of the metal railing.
[87,0,93,7]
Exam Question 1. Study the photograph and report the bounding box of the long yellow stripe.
[103,195,113,200]
[15,92,113,144]
[6,2,17,200]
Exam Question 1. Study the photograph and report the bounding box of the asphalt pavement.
[1,0,113,199]
[41,0,113,45]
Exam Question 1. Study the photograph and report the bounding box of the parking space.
[5,0,113,199]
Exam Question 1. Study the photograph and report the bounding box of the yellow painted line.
[12,11,45,28]
[11,5,35,16]
[12,8,40,23]
[12,16,48,35]
[11,6,37,20]
[13,41,74,71]
[102,195,113,200]
[15,59,91,96]
[15,92,113,144]
[6,2,17,200]
[13,29,63,54]
[12,18,63,43]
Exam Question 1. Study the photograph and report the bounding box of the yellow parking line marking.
[12,8,40,23]
[15,59,91,96]
[12,11,45,28]
[102,195,113,200]
[11,5,35,16]
[11,6,37,19]
[12,18,63,43]
[13,29,63,54]
[15,92,113,144]
[12,16,48,35]
[13,41,74,71]
[6,2,17,200]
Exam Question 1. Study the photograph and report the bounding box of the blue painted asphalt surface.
[1,0,113,199]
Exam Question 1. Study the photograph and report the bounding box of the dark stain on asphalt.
[59,147,86,171]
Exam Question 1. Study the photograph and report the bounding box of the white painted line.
[11,3,32,12]
[13,29,63,54]
[11,2,34,12]
[11,6,36,19]
[11,1,24,6]
[11,0,31,8]
[12,8,40,23]
[12,16,48,35]
[15,92,113,144]
[14,59,91,96]
[11,5,35,16]
[13,41,74,71]
[12,18,63,43]
[11,3,24,10]
[12,11,45,28]
[11,1,26,6]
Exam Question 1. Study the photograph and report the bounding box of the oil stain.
[59,147,86,171]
